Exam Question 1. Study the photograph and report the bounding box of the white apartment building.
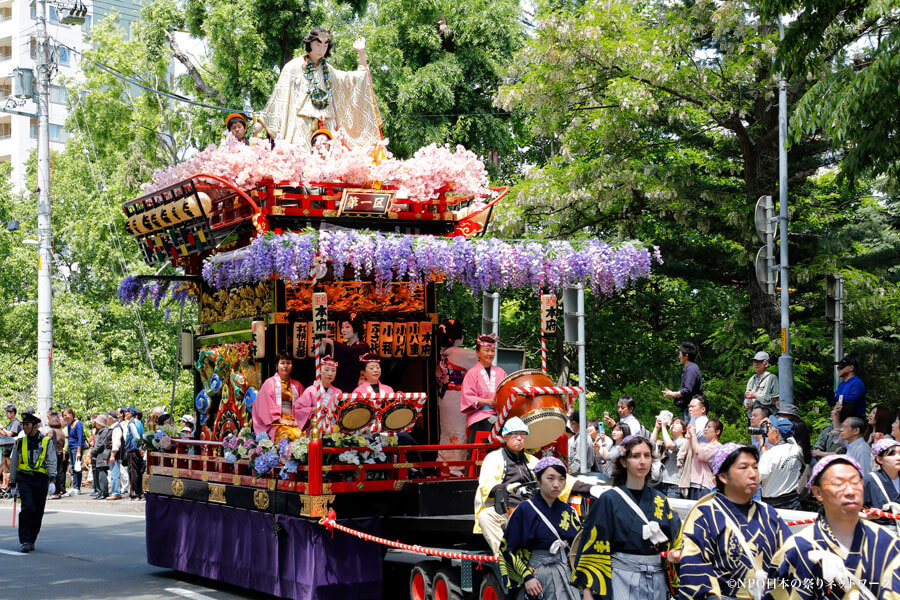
[0,0,140,191]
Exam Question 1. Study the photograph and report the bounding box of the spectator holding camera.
[749,405,773,451]
[757,415,804,510]
[651,413,687,498]
[602,396,648,440]
[682,418,723,499]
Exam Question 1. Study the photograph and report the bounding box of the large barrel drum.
[495,369,567,449]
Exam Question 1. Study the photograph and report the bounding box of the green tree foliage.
[760,0,900,187]
[492,0,900,415]
[355,0,527,159]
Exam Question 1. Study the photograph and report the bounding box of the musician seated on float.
[353,352,420,456]
[474,417,602,555]
[298,355,343,429]
[253,351,307,443]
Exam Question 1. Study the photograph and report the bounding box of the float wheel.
[478,571,502,600]
[409,562,437,600]
[433,567,463,600]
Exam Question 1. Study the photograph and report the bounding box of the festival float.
[116,30,663,600]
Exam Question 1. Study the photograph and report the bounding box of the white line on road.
[0,506,145,520]
[0,548,27,555]
[165,587,219,600]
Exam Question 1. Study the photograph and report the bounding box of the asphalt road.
[0,494,411,600]
[0,495,279,600]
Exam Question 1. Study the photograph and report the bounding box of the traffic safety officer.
[9,411,57,553]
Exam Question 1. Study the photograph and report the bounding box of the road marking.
[0,549,27,556]
[0,506,144,520]
[165,588,219,600]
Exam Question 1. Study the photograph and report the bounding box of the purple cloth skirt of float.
[146,494,382,600]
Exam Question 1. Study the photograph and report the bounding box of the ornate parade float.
[116,30,660,600]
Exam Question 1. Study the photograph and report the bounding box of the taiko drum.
[495,369,567,449]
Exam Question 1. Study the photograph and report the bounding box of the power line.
[69,90,158,376]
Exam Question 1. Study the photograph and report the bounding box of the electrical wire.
[69,90,158,376]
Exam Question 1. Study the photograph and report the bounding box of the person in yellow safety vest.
[9,411,57,553]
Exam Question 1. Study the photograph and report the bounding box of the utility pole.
[776,17,794,409]
[35,0,55,420]
[563,285,587,474]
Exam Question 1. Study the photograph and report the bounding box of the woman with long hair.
[572,435,681,599]
[866,404,896,445]
[435,319,478,475]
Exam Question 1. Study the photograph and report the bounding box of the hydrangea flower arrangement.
[220,428,398,478]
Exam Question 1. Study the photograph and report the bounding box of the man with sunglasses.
[258,27,382,151]
[766,455,900,599]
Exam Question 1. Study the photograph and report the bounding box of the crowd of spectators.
[566,347,900,518]
[1,405,196,501]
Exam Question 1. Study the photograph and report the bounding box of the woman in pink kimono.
[352,353,393,396]
[252,351,305,442]
[460,334,506,443]
[299,356,343,433]
[352,353,392,433]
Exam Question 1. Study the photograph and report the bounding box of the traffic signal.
[754,196,777,295]
[826,274,843,323]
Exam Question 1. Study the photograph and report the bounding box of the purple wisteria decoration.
[117,276,198,309]
[201,231,662,295]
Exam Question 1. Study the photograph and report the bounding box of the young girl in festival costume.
[571,435,682,599]
[765,454,900,600]
[460,333,506,443]
[500,456,582,600]
[435,320,478,476]
[252,351,306,442]
[297,355,343,432]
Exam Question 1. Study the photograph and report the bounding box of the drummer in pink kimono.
[352,353,392,432]
[297,355,344,432]
[252,351,306,442]
[352,353,393,397]
[460,334,506,443]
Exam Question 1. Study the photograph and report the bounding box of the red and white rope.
[510,386,583,397]
[320,507,900,563]
[334,392,427,402]
[319,510,498,563]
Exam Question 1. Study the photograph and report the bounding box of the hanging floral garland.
[118,278,198,318]
[199,231,662,296]
[303,58,334,109]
